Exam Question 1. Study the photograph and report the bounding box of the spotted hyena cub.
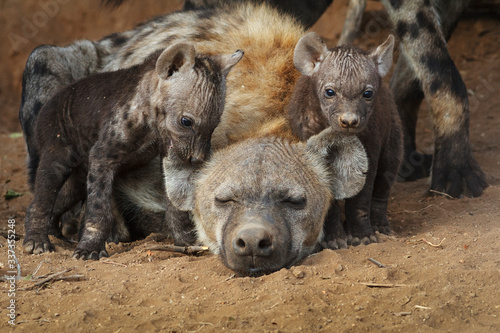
[23,42,243,259]
[289,33,403,247]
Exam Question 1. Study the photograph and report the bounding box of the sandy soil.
[1,1,499,332]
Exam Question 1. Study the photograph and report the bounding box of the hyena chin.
[23,42,243,260]
[289,33,403,247]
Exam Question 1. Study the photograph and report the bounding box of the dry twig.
[225,274,236,281]
[359,282,410,288]
[429,189,454,199]
[367,258,386,268]
[19,268,85,290]
[100,259,128,267]
[406,238,445,248]
[421,238,446,247]
[145,244,209,255]
[394,312,412,316]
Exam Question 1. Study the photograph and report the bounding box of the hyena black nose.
[339,113,360,128]
[232,225,274,257]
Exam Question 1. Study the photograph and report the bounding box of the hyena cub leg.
[320,200,348,250]
[23,152,76,254]
[48,171,87,239]
[73,155,119,260]
[382,0,487,198]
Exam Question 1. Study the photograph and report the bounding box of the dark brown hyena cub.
[289,33,402,247]
[23,42,243,259]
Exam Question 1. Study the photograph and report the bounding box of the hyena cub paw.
[72,242,108,260]
[23,234,54,254]
[346,234,378,247]
[372,224,392,235]
[320,237,348,250]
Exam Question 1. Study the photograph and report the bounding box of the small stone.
[291,267,305,279]
[334,264,344,274]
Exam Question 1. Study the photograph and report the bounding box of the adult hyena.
[337,0,487,198]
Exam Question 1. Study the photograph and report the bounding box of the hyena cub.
[289,33,403,246]
[23,42,243,259]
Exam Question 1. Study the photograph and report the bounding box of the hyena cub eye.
[325,88,336,98]
[180,116,193,127]
[362,90,373,100]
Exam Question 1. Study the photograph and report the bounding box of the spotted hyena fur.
[289,33,403,247]
[23,42,242,259]
[338,0,487,198]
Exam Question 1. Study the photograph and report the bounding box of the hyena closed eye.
[23,42,243,260]
[289,33,403,247]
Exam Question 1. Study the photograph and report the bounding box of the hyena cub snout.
[339,111,360,129]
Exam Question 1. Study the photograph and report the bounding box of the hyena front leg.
[382,0,487,198]
[73,152,118,260]
[389,56,432,181]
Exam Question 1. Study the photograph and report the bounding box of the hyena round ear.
[370,34,395,78]
[306,127,368,199]
[156,43,196,80]
[294,32,328,76]
[214,49,244,77]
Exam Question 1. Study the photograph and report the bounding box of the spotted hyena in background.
[337,0,487,198]
[23,42,243,259]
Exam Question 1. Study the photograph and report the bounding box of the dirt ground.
[1,1,499,332]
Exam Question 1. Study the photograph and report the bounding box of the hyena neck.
[131,70,167,128]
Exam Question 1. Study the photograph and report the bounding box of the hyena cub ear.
[293,32,328,76]
[369,34,395,78]
[156,43,196,80]
[213,49,244,77]
[306,128,368,199]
